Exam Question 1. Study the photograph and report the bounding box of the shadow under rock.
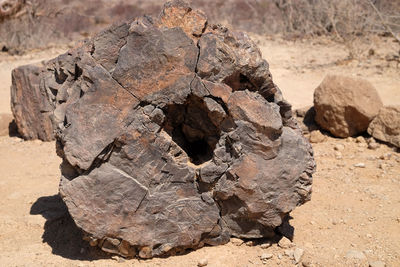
[30,194,109,260]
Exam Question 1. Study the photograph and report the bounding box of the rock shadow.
[30,194,109,260]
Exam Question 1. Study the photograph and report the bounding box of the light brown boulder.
[368,106,400,148]
[314,75,383,138]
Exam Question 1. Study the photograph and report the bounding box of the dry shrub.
[273,0,400,58]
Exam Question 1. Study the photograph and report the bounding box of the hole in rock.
[163,95,221,165]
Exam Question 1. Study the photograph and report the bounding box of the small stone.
[335,151,342,159]
[278,237,293,248]
[366,233,372,238]
[284,249,294,259]
[309,130,326,143]
[369,261,386,267]
[198,258,208,267]
[302,260,312,267]
[356,136,366,143]
[230,238,244,246]
[334,144,345,151]
[346,250,366,260]
[260,253,273,260]
[245,240,256,246]
[260,242,272,249]
[294,248,304,264]
[354,163,366,168]
[368,142,380,150]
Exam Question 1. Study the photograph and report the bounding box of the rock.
[368,106,400,148]
[354,163,366,168]
[278,237,293,249]
[334,144,345,151]
[43,0,315,258]
[334,151,342,159]
[369,261,386,267]
[368,142,380,150]
[230,238,244,246]
[260,242,272,249]
[314,75,383,137]
[356,136,366,143]
[10,62,54,141]
[294,248,304,264]
[198,258,208,267]
[309,130,326,143]
[345,250,366,260]
[0,113,13,136]
[260,253,273,260]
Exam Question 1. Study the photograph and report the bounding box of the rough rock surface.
[314,74,383,138]
[368,106,400,148]
[39,0,315,258]
[10,63,54,141]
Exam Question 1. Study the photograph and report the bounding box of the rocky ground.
[0,35,399,266]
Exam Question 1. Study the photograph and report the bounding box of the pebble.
[198,258,208,267]
[230,238,244,246]
[334,144,345,151]
[309,130,326,143]
[278,237,293,248]
[284,249,294,259]
[245,240,256,246]
[354,163,366,168]
[260,242,272,249]
[345,250,366,260]
[294,248,304,263]
[356,136,366,143]
[260,253,273,260]
[368,142,380,150]
[369,261,386,267]
[335,151,342,159]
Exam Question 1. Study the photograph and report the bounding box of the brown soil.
[0,36,399,266]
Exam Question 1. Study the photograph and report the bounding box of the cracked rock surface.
[40,0,315,258]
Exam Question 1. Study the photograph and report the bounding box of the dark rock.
[38,0,315,258]
[10,62,55,141]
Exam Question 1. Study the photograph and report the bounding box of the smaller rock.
[354,163,366,168]
[369,261,386,267]
[230,238,244,246]
[198,258,208,267]
[368,142,380,150]
[278,237,293,249]
[284,249,294,259]
[309,130,326,143]
[356,136,366,143]
[346,250,366,260]
[260,242,272,249]
[335,151,342,159]
[260,253,273,260]
[334,144,345,151]
[294,248,304,264]
[245,240,256,246]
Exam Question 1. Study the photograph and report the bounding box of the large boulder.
[368,106,400,148]
[10,63,54,141]
[314,74,383,138]
[38,0,314,258]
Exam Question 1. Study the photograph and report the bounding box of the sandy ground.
[0,36,399,267]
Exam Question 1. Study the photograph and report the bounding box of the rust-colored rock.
[314,74,383,138]
[36,0,315,258]
[368,106,400,148]
[10,63,54,141]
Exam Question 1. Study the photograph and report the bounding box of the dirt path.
[0,37,399,266]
